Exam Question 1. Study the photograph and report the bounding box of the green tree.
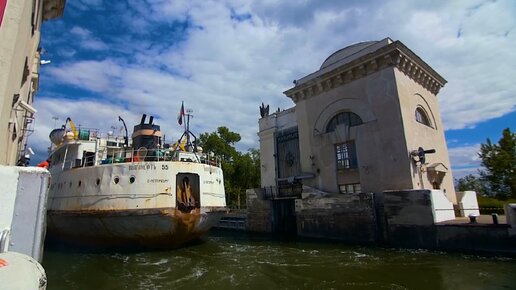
[478,128,516,198]
[198,126,240,162]
[455,174,486,195]
[198,127,261,208]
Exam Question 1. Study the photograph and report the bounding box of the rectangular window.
[335,141,357,170]
[21,58,29,87]
[31,0,37,35]
[338,183,361,194]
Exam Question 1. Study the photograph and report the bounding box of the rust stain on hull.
[46,207,226,249]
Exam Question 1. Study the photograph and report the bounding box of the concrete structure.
[383,189,515,254]
[246,188,274,233]
[456,191,480,217]
[295,192,377,243]
[245,38,515,255]
[0,0,66,165]
[506,204,516,237]
[0,2,65,287]
[0,165,50,262]
[259,38,456,203]
[245,188,516,255]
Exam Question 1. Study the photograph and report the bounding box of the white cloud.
[70,26,91,38]
[57,47,77,58]
[69,25,109,51]
[448,144,482,179]
[452,167,480,180]
[448,144,481,167]
[68,0,104,11]
[45,59,123,93]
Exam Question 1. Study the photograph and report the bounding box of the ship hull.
[47,160,227,249]
[46,207,225,248]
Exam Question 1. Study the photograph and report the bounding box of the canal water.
[43,231,515,290]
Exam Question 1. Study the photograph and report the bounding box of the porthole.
[114,177,120,184]
[96,178,101,186]
[78,180,82,187]
[129,176,135,184]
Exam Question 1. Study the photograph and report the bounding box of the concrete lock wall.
[383,189,448,249]
[295,193,377,243]
[246,188,273,233]
[244,188,516,254]
[436,224,514,254]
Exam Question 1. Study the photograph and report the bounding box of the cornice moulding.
[284,41,447,103]
[42,0,66,21]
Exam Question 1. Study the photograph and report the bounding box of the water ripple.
[43,232,516,290]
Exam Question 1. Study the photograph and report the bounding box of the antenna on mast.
[174,103,198,153]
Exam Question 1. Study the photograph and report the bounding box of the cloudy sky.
[30,0,515,178]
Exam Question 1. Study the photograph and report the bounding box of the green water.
[43,231,515,290]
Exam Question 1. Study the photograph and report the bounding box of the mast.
[185,108,193,149]
[175,103,198,152]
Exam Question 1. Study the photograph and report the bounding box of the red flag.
[178,102,185,125]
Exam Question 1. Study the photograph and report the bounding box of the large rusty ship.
[45,112,227,248]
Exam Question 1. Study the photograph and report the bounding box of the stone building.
[0,0,65,165]
[259,38,456,204]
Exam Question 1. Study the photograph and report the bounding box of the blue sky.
[30,0,515,178]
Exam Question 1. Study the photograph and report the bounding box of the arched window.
[326,112,363,133]
[415,107,432,127]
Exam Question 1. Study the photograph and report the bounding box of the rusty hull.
[46,207,226,249]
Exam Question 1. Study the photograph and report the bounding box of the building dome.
[320,41,379,69]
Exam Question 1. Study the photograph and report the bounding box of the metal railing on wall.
[261,184,303,200]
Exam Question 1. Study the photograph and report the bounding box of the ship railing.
[79,147,222,168]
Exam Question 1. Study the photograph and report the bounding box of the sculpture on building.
[259,102,269,118]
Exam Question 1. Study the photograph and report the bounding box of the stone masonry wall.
[295,193,377,243]
[383,190,437,249]
[246,188,273,233]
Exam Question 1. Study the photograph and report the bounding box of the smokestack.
[140,114,147,124]
[149,116,154,125]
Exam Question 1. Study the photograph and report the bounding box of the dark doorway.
[272,199,297,236]
[176,173,200,213]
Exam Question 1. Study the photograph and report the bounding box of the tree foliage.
[455,174,486,195]
[198,127,260,208]
[478,128,516,198]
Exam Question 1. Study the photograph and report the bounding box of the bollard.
[468,213,478,223]
[491,213,499,225]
